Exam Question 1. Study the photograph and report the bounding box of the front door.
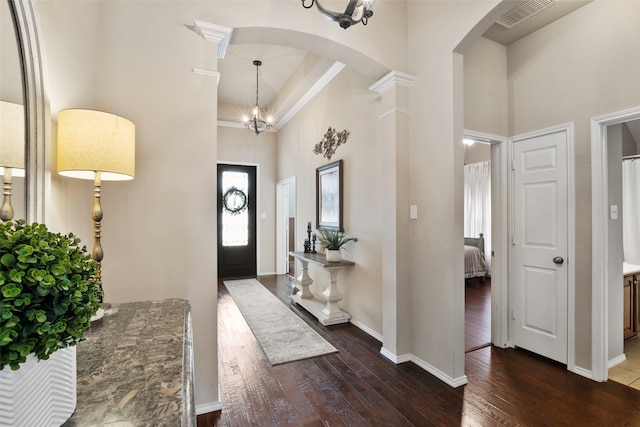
[217,164,257,279]
[513,129,569,364]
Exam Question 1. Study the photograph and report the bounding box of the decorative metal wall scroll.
[313,127,349,160]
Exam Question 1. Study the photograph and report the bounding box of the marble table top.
[63,299,195,427]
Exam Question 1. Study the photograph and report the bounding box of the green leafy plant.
[317,229,358,251]
[0,220,101,371]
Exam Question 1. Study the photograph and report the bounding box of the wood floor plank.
[204,274,640,427]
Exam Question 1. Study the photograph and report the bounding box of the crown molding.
[379,107,412,119]
[217,120,244,129]
[192,68,220,85]
[369,70,416,94]
[193,20,233,59]
[274,61,345,130]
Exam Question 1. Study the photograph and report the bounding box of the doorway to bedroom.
[464,134,492,352]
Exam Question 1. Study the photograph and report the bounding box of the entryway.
[217,163,257,279]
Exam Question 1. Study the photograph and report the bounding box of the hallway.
[200,275,640,426]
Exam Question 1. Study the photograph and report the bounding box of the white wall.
[38,0,221,408]
[507,0,640,369]
[406,0,504,381]
[607,124,624,361]
[277,67,383,335]
[464,143,491,165]
[464,37,508,137]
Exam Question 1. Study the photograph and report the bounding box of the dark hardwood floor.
[199,274,640,426]
[465,277,491,352]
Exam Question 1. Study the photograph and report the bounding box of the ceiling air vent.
[496,0,556,28]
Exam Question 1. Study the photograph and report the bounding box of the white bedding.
[464,245,486,279]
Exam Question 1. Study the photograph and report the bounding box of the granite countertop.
[63,299,195,427]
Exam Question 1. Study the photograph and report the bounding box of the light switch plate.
[610,205,618,220]
[410,205,418,219]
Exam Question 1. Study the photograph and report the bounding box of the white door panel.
[514,130,568,364]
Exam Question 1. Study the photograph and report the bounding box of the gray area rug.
[223,279,338,365]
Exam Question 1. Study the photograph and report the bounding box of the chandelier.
[301,0,376,29]
[242,60,273,135]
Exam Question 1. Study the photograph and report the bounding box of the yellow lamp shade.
[0,100,26,170]
[57,109,135,181]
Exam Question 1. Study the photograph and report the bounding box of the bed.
[464,233,486,280]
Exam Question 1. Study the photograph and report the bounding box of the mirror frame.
[10,0,49,223]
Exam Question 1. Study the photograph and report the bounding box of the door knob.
[553,256,564,265]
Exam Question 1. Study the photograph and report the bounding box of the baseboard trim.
[350,319,383,342]
[410,354,467,388]
[380,347,411,364]
[379,347,467,388]
[571,365,594,380]
[196,401,223,415]
[609,353,627,369]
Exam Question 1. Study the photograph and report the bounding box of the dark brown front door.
[217,164,257,279]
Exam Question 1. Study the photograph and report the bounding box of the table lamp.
[57,109,135,306]
[0,100,26,222]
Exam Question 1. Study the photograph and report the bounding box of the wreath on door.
[223,187,248,215]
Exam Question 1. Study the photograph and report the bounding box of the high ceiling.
[218,1,595,119]
[217,44,308,108]
[216,0,633,146]
[483,0,593,45]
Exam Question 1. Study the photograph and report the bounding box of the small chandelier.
[301,0,375,29]
[242,60,273,135]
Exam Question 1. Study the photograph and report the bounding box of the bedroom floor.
[465,277,491,353]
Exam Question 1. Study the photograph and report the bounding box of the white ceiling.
[217,44,308,108]
[217,0,640,147]
[626,119,640,149]
[483,0,593,46]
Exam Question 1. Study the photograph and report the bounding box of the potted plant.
[317,229,358,262]
[0,220,101,425]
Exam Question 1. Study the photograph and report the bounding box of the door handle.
[553,256,564,265]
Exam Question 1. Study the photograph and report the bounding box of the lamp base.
[90,303,117,323]
[90,307,104,322]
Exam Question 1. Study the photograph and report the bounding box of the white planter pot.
[0,346,77,427]
[326,249,342,262]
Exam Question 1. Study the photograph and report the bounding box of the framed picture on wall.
[316,159,343,231]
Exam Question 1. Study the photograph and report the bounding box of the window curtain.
[464,160,491,275]
[623,158,640,264]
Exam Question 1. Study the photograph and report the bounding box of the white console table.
[289,251,355,326]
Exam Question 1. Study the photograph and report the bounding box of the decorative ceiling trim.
[379,107,412,119]
[369,70,416,94]
[217,120,244,129]
[274,61,345,130]
[193,20,233,59]
[192,68,220,85]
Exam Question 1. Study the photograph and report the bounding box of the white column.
[369,70,415,363]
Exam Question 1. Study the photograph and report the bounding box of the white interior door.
[276,177,295,275]
[513,129,568,364]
